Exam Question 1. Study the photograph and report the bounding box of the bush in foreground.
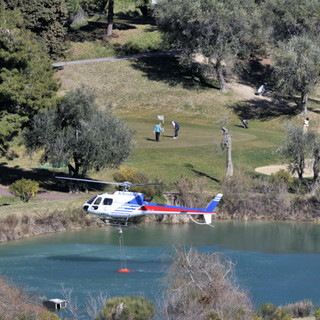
[96,295,156,320]
[282,299,312,318]
[161,247,255,320]
[0,277,59,320]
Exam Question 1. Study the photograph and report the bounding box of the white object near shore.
[43,298,67,310]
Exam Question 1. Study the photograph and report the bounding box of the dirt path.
[0,185,92,200]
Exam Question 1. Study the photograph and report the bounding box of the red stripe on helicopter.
[139,205,210,214]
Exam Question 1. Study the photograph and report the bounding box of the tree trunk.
[215,58,228,93]
[300,91,308,114]
[221,127,233,177]
[309,147,320,195]
[107,0,114,37]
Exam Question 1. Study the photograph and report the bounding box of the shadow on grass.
[238,58,274,88]
[67,20,136,42]
[0,163,105,193]
[115,12,156,26]
[185,164,221,183]
[230,97,300,121]
[130,55,220,90]
[67,13,156,43]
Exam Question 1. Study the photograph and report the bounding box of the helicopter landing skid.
[92,217,138,228]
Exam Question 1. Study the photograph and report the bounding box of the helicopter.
[56,176,223,226]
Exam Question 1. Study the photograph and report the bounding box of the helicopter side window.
[92,197,102,210]
[103,198,113,206]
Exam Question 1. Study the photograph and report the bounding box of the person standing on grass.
[171,120,180,139]
[303,117,309,134]
[153,122,164,142]
[241,118,249,129]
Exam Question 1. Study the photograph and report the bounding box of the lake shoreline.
[1,209,320,244]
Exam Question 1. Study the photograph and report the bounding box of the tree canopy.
[154,0,260,92]
[3,0,68,58]
[262,0,320,43]
[272,35,320,113]
[24,86,135,178]
[0,4,59,157]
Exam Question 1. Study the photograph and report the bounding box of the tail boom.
[140,193,223,224]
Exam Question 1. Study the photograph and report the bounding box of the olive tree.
[154,0,259,93]
[24,86,135,178]
[262,0,320,43]
[278,124,320,195]
[273,35,320,114]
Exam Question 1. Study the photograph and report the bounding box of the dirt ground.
[255,161,314,177]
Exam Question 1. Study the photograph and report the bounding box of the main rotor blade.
[55,176,120,185]
[131,183,163,187]
[55,176,163,188]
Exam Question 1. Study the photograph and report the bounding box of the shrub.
[0,277,57,319]
[96,295,155,320]
[39,310,60,320]
[270,169,293,190]
[174,176,208,208]
[9,179,39,202]
[282,299,312,318]
[258,303,290,320]
[314,307,320,320]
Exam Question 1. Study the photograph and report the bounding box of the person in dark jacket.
[171,121,180,139]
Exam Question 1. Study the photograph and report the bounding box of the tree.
[3,0,68,58]
[278,124,320,195]
[154,0,259,92]
[221,127,233,177]
[107,0,114,37]
[24,86,135,178]
[262,0,320,43]
[162,247,254,320]
[0,3,59,157]
[272,35,320,114]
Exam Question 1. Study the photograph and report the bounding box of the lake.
[0,221,319,317]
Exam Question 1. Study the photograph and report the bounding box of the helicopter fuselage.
[83,191,145,220]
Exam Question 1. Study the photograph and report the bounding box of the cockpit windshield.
[86,196,97,204]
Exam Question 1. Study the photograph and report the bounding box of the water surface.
[0,221,319,315]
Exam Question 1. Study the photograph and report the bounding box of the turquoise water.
[0,221,319,316]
